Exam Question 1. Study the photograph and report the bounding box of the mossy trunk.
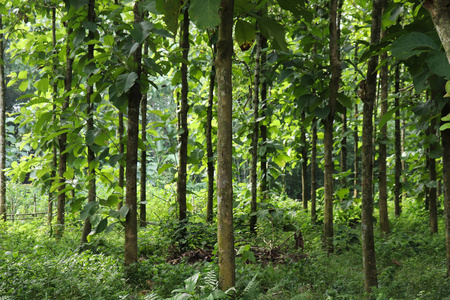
[216,0,235,291]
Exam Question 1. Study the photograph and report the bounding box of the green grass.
[0,184,449,299]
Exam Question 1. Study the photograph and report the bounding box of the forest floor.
[0,193,450,299]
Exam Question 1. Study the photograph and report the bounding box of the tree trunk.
[429,115,438,234]
[177,3,189,221]
[216,0,235,291]
[124,2,142,266]
[442,103,450,278]
[118,112,124,209]
[378,3,389,234]
[361,0,382,292]
[206,43,216,223]
[301,111,308,211]
[0,13,5,222]
[140,42,149,228]
[394,64,402,216]
[423,0,450,64]
[81,0,97,245]
[340,111,347,187]
[250,29,262,234]
[311,118,317,223]
[354,103,360,198]
[260,37,268,202]
[323,0,340,254]
[56,25,73,238]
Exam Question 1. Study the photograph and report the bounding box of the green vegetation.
[1,184,449,299]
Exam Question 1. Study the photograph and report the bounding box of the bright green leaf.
[116,72,138,95]
[190,0,221,30]
[235,20,255,51]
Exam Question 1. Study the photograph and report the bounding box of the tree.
[177,1,189,222]
[124,1,143,266]
[323,0,340,254]
[361,0,382,292]
[394,64,402,216]
[216,0,235,291]
[206,40,216,223]
[140,41,149,228]
[81,0,97,245]
[250,26,262,234]
[0,12,5,222]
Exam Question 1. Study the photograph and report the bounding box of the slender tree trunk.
[216,0,235,291]
[378,4,389,234]
[354,103,360,198]
[177,3,189,221]
[250,29,262,234]
[118,113,125,209]
[323,0,340,254]
[0,13,5,222]
[361,0,382,292]
[301,111,308,211]
[56,25,73,238]
[423,0,450,64]
[429,115,438,234]
[206,43,216,223]
[394,64,402,216]
[140,42,149,228]
[124,2,142,266]
[341,111,347,187]
[311,118,317,223]
[81,0,97,245]
[442,103,450,277]
[260,37,268,202]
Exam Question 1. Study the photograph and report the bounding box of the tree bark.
[118,112,124,209]
[323,0,340,254]
[429,115,438,234]
[81,0,97,245]
[361,0,382,292]
[378,3,389,234]
[354,103,360,198]
[340,111,347,187]
[206,43,216,223]
[56,25,73,238]
[260,37,268,202]
[216,0,235,291]
[177,3,189,221]
[301,111,308,211]
[124,2,142,266]
[423,0,450,64]
[140,42,149,228]
[0,13,6,222]
[250,29,262,234]
[394,64,402,216]
[442,103,450,277]
[311,118,317,223]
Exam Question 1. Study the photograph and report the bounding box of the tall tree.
[428,113,438,234]
[311,118,317,223]
[216,0,235,291]
[250,27,262,234]
[124,1,143,266]
[300,111,308,211]
[361,0,382,292]
[260,36,268,202]
[56,21,74,238]
[177,1,189,221]
[378,0,389,234]
[394,64,402,216]
[81,0,97,244]
[323,0,340,253]
[354,103,359,198]
[206,41,216,223]
[140,41,149,228]
[0,12,5,222]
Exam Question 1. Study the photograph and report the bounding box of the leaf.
[336,188,349,200]
[103,35,114,47]
[315,106,330,119]
[119,205,129,218]
[338,93,352,109]
[80,202,99,221]
[445,81,450,97]
[70,0,89,9]
[442,113,450,122]
[104,223,116,235]
[425,50,450,78]
[116,72,138,95]
[391,32,438,60]
[109,209,121,219]
[190,0,221,30]
[73,29,86,48]
[235,20,255,52]
[131,21,153,43]
[95,218,108,234]
[258,17,288,52]
[158,163,173,175]
[378,106,400,129]
[440,122,450,132]
[156,0,180,34]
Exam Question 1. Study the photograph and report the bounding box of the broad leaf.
[80,202,99,221]
[190,0,221,30]
[425,50,450,79]
[391,32,438,60]
[235,20,255,51]
[116,72,138,95]
[95,218,108,234]
[258,17,288,52]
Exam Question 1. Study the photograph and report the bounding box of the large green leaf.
[190,0,221,30]
[80,202,99,221]
[235,20,255,51]
[391,32,438,60]
[116,72,138,95]
[425,50,450,79]
[131,21,153,43]
[156,0,180,34]
[257,17,288,52]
